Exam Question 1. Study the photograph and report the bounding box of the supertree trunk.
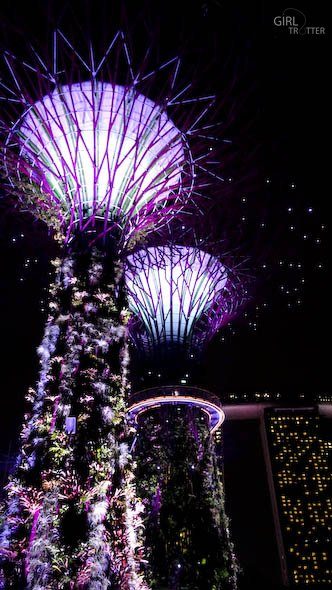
[0,241,148,590]
[134,406,239,590]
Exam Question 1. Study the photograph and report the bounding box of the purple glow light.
[128,386,225,432]
[6,82,190,242]
[125,245,245,351]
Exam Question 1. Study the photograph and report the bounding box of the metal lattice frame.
[125,245,245,352]
[5,81,189,242]
[0,30,225,244]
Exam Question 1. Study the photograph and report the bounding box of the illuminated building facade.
[262,408,332,587]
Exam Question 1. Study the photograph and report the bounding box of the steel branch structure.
[0,30,224,247]
[5,81,191,244]
[126,245,245,353]
[0,29,241,590]
[0,31,224,590]
[125,245,243,589]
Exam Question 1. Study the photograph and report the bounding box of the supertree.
[0,30,220,589]
[125,244,246,589]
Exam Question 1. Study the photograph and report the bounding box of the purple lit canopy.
[0,31,228,245]
[5,81,189,243]
[125,245,245,352]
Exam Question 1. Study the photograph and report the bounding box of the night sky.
[0,2,330,588]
